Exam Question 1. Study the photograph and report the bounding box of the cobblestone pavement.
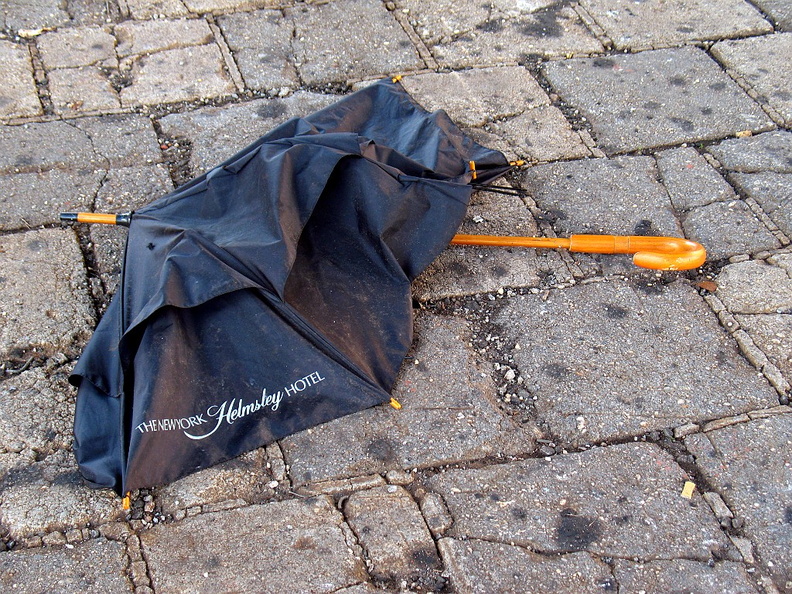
[1,1,790,592]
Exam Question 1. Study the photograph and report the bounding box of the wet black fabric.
[70,79,509,493]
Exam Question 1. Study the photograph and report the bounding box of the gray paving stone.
[281,313,536,485]
[709,130,792,174]
[439,538,613,594]
[497,279,779,446]
[182,0,281,12]
[0,537,132,593]
[0,229,95,361]
[47,66,122,114]
[580,0,772,50]
[729,172,792,239]
[685,415,792,589]
[289,0,423,87]
[399,0,603,66]
[141,496,368,593]
[490,106,592,163]
[90,165,174,297]
[345,485,440,583]
[735,314,792,383]
[115,18,214,58]
[656,147,738,211]
[400,67,550,128]
[36,26,117,69]
[0,115,161,174]
[125,0,191,19]
[414,191,571,299]
[157,92,336,174]
[156,446,278,514]
[0,40,42,119]
[0,450,123,540]
[0,0,70,34]
[0,367,74,472]
[716,258,792,314]
[428,442,736,560]
[613,559,760,593]
[217,9,298,92]
[542,47,773,155]
[681,199,781,260]
[712,33,792,126]
[120,44,236,106]
[753,0,792,30]
[0,168,104,231]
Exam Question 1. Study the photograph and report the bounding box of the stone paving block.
[580,0,771,50]
[685,415,792,589]
[157,92,336,174]
[0,168,104,230]
[0,450,123,540]
[141,496,368,592]
[289,0,423,87]
[217,9,298,93]
[497,279,779,446]
[183,0,281,12]
[735,314,792,382]
[0,229,95,361]
[712,33,792,126]
[125,0,191,19]
[90,165,174,297]
[716,258,792,314]
[120,44,236,107]
[612,559,760,593]
[0,0,70,35]
[729,172,792,239]
[399,0,603,66]
[542,47,774,155]
[47,66,122,114]
[0,40,42,119]
[345,485,440,583]
[414,191,571,299]
[489,107,592,163]
[428,442,735,560]
[37,26,117,69]
[0,537,132,593]
[656,147,738,211]
[280,313,536,485]
[753,0,792,30]
[115,18,214,58]
[0,367,74,473]
[0,115,161,174]
[681,199,781,260]
[400,67,550,128]
[438,538,614,594]
[156,446,277,514]
[708,130,792,174]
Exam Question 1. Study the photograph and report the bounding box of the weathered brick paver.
[2,1,791,591]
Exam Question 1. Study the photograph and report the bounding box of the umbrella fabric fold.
[70,78,509,493]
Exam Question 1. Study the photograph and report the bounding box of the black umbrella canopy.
[70,78,510,494]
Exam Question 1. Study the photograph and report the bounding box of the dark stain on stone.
[555,508,603,550]
[366,438,396,462]
[785,506,792,524]
[643,101,662,110]
[26,239,45,252]
[592,57,615,69]
[614,514,632,525]
[701,107,713,115]
[256,102,288,120]
[15,154,34,167]
[709,82,727,91]
[293,536,317,550]
[633,219,656,235]
[520,10,563,39]
[676,25,695,34]
[669,75,687,87]
[512,507,528,520]
[491,265,508,278]
[543,363,570,379]
[489,492,502,502]
[668,116,695,132]
[605,303,628,319]
[477,19,503,33]
[446,261,472,277]
[411,546,440,567]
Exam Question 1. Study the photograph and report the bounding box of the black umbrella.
[63,78,512,496]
